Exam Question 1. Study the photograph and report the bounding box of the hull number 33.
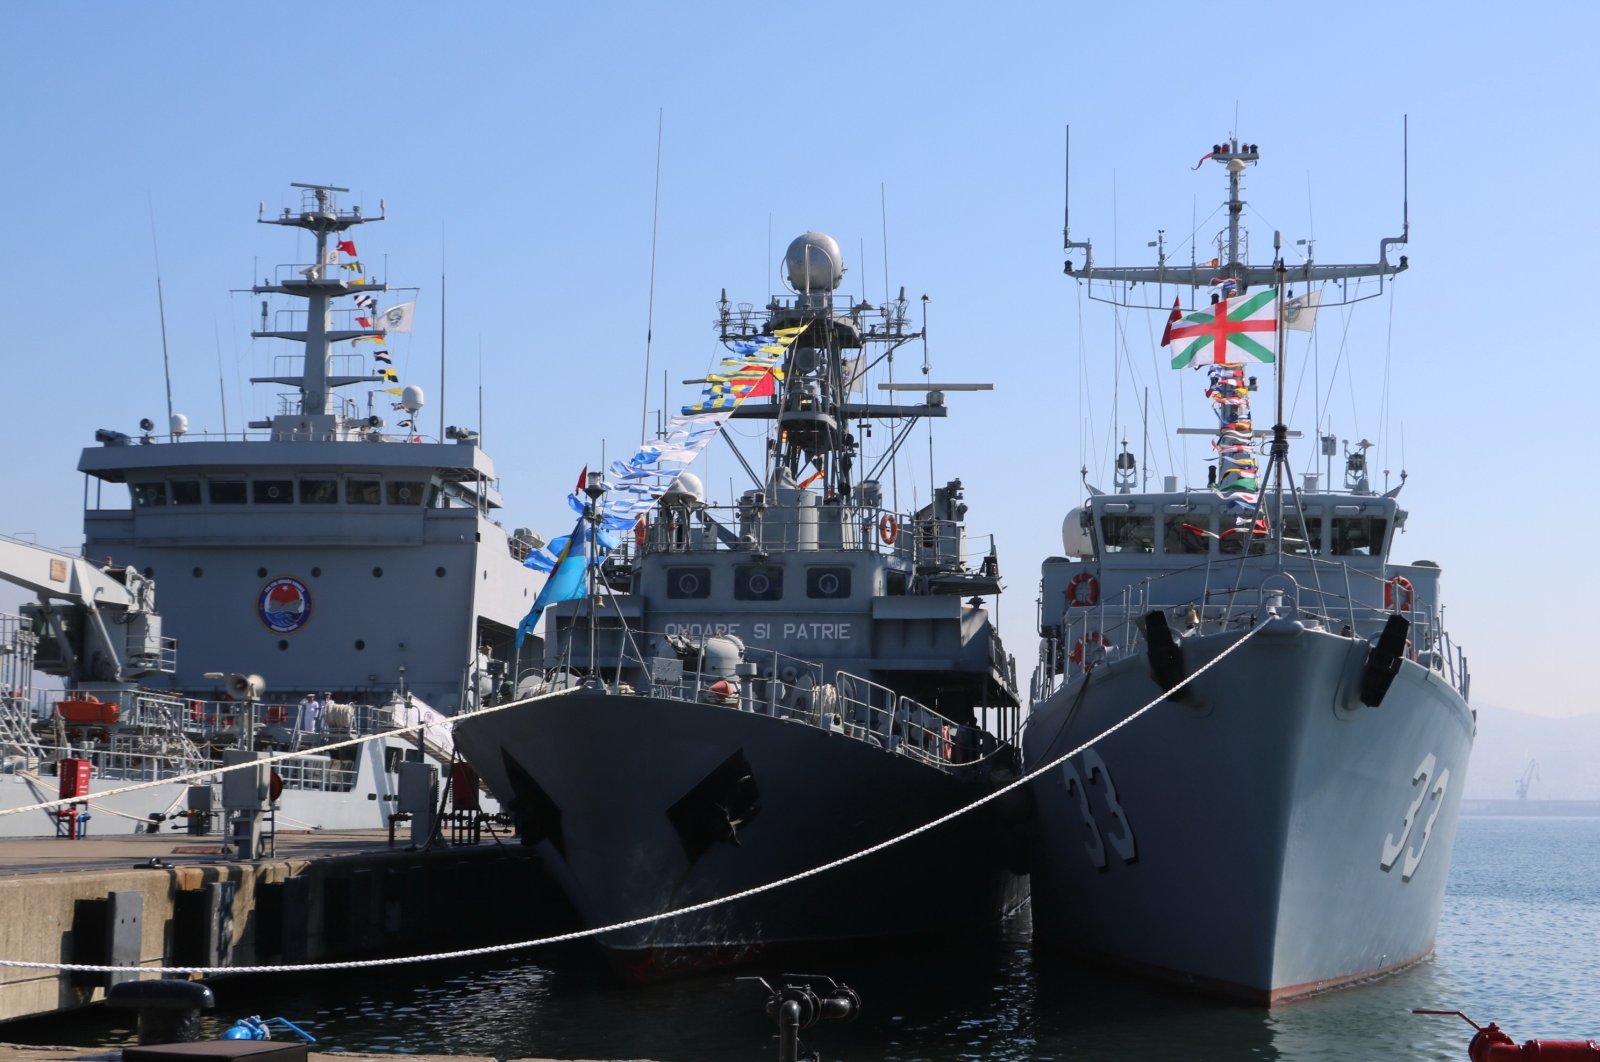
[1062,749,1138,870]
[1380,752,1450,882]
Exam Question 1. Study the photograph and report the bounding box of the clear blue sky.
[2,3,1596,720]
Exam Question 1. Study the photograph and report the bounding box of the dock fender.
[1359,614,1410,707]
[1143,610,1190,702]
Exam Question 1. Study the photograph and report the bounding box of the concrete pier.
[0,831,553,1025]
[0,1048,652,1062]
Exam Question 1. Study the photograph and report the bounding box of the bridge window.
[387,480,426,506]
[300,479,339,505]
[1218,517,1268,555]
[666,566,711,599]
[347,479,381,505]
[1332,516,1388,556]
[1101,513,1155,553]
[1284,512,1324,556]
[130,482,167,507]
[735,565,783,601]
[1162,514,1211,555]
[209,480,246,504]
[170,481,202,505]
[806,566,853,599]
[253,480,293,504]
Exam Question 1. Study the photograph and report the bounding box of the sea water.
[10,816,1599,1061]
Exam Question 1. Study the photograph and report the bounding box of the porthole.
[436,567,447,578]
[311,566,322,578]
[355,640,366,651]
[143,567,154,578]
[257,567,268,578]
[192,567,203,578]
[372,567,384,578]
[277,640,289,651]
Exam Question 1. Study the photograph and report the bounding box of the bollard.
[106,979,215,1044]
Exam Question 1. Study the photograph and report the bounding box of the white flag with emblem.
[1284,289,1321,332]
[379,301,416,334]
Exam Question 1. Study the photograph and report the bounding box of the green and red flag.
[1164,288,1279,368]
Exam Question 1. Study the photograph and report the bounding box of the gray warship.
[1024,137,1475,1003]
[0,184,544,837]
[453,232,1026,977]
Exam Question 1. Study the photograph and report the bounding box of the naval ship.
[454,232,1027,977]
[1023,137,1475,1003]
[0,184,545,838]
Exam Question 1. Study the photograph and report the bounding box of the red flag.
[356,316,372,328]
[338,239,358,257]
[1160,296,1182,347]
[575,466,589,492]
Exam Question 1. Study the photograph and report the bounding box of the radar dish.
[785,232,844,293]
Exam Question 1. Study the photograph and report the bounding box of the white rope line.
[0,620,1266,976]
[0,687,580,820]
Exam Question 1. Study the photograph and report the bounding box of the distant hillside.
[1462,704,1600,801]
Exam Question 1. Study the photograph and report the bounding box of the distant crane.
[1514,759,1539,800]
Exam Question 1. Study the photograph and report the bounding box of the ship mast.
[720,233,946,503]
[250,183,387,425]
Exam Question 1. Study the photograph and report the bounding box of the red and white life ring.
[1066,570,1100,608]
[1069,630,1109,665]
[1385,575,1414,612]
[879,512,900,546]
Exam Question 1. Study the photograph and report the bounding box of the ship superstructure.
[75,184,544,713]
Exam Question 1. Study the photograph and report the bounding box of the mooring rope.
[0,620,1266,975]
[0,687,581,820]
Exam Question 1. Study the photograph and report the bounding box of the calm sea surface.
[11,816,1599,1061]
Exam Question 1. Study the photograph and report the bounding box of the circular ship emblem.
[258,577,312,633]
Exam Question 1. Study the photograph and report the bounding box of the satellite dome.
[1062,508,1093,558]
[664,471,705,505]
[784,232,844,293]
[400,385,425,413]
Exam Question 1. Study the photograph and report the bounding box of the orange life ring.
[1385,575,1414,612]
[1069,630,1108,665]
[879,512,900,546]
[1066,570,1100,608]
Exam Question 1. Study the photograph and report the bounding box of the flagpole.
[1272,233,1288,557]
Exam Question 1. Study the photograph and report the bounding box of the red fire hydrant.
[1416,1010,1600,1060]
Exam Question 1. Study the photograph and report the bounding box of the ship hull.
[454,690,1025,977]
[1023,619,1474,1004]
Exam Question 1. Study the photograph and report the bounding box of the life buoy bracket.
[1066,570,1100,608]
[1385,575,1414,612]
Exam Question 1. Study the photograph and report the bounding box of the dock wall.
[0,839,547,1024]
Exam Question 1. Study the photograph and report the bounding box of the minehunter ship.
[0,184,544,838]
[1023,137,1474,1003]
[454,232,1027,977]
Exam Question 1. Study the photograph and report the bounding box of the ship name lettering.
[663,622,741,638]
[781,622,852,640]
